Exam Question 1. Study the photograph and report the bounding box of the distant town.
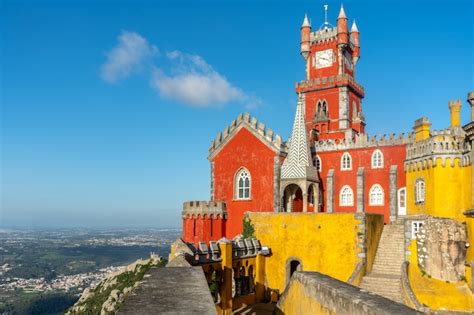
[0,228,180,314]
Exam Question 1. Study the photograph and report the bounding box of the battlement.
[311,27,338,43]
[315,132,413,152]
[185,238,263,264]
[296,73,365,96]
[406,133,470,161]
[208,112,285,158]
[448,99,462,109]
[182,200,227,219]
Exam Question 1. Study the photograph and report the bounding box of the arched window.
[369,184,384,206]
[341,152,352,170]
[371,150,384,168]
[339,185,353,206]
[235,168,251,200]
[313,155,322,171]
[415,178,425,204]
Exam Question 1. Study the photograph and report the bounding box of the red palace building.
[182,6,409,245]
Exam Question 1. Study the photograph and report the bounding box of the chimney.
[413,117,431,142]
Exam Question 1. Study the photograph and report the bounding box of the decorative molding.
[389,166,398,223]
[315,132,413,152]
[208,112,285,160]
[326,169,335,213]
[356,167,364,213]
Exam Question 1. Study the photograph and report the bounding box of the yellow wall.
[406,157,471,221]
[365,214,384,274]
[406,240,474,312]
[248,212,369,294]
[277,279,334,315]
[467,217,474,263]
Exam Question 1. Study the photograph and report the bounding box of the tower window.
[339,185,353,206]
[313,155,322,172]
[369,184,384,206]
[371,150,384,168]
[341,152,352,170]
[415,179,425,204]
[235,168,251,200]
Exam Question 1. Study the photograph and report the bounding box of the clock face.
[314,49,333,69]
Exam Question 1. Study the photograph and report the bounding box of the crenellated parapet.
[296,73,364,96]
[208,112,285,160]
[182,200,227,219]
[310,27,338,44]
[315,132,413,152]
[405,131,472,170]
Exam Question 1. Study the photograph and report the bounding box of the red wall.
[317,144,406,223]
[212,127,277,238]
[182,214,225,246]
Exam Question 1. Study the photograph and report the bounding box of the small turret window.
[313,155,322,172]
[415,179,425,204]
[341,152,352,170]
[235,168,251,200]
[340,185,353,206]
[369,184,384,206]
[371,150,384,168]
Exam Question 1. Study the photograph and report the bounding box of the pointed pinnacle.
[351,19,359,32]
[338,4,347,19]
[302,14,311,27]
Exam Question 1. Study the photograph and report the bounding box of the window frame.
[369,184,384,206]
[371,149,384,169]
[339,185,354,206]
[415,178,425,204]
[341,152,352,171]
[235,168,251,200]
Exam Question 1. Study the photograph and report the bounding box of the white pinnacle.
[351,19,359,32]
[302,14,311,27]
[338,4,347,19]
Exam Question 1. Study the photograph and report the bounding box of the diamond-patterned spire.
[281,94,313,179]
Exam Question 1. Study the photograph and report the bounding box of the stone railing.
[311,27,337,43]
[185,238,263,265]
[401,261,429,312]
[182,200,227,219]
[208,112,284,156]
[295,73,365,96]
[315,132,413,152]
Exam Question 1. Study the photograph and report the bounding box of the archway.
[282,184,303,212]
[285,257,303,287]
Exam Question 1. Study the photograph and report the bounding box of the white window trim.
[235,168,251,200]
[398,187,407,215]
[415,178,425,204]
[371,149,384,169]
[341,152,352,171]
[369,184,384,206]
[411,221,423,239]
[339,185,354,206]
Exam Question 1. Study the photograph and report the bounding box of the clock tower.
[297,5,365,141]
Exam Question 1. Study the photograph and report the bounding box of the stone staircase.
[359,223,405,304]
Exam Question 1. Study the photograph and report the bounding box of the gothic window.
[313,155,322,172]
[235,168,251,200]
[339,185,353,206]
[316,100,328,119]
[415,178,425,204]
[341,152,352,170]
[369,184,384,206]
[371,150,383,168]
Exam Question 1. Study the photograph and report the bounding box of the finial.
[324,4,329,29]
[351,19,359,32]
[338,4,347,19]
[302,14,311,27]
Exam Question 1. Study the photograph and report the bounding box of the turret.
[300,14,311,60]
[350,20,360,65]
[448,100,462,128]
[337,5,348,45]
[413,117,431,142]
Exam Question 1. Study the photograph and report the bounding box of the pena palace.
[181,5,409,243]
[161,4,474,314]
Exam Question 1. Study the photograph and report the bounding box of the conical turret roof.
[302,14,311,27]
[351,19,359,32]
[338,4,347,19]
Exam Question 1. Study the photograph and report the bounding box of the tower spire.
[302,13,311,27]
[281,94,314,179]
[338,4,347,19]
[351,19,359,32]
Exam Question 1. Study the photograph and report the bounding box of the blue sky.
[1,0,473,228]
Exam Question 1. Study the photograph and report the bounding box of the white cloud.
[100,31,157,83]
[101,32,261,108]
[151,51,259,107]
